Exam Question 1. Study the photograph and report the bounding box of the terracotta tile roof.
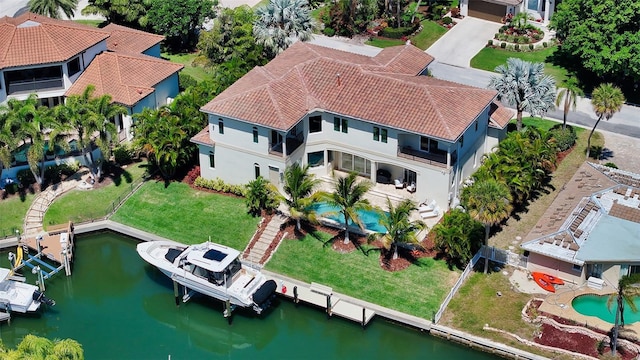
[65,52,183,107]
[489,102,514,129]
[192,127,214,146]
[201,42,495,141]
[102,23,164,54]
[0,12,109,68]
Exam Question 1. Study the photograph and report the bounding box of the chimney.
[336,73,341,87]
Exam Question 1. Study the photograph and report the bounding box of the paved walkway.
[242,213,288,266]
[23,177,81,236]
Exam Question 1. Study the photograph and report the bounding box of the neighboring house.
[460,0,559,23]
[0,12,183,142]
[521,163,640,289]
[192,42,513,211]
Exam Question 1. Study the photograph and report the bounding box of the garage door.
[468,0,506,22]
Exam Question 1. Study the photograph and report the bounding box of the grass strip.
[0,192,35,237]
[470,46,568,84]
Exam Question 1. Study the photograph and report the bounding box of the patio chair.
[418,200,437,213]
[394,179,404,189]
[406,182,416,193]
[420,206,440,219]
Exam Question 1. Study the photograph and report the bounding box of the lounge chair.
[420,206,440,219]
[418,200,437,213]
[406,182,416,193]
[394,179,404,189]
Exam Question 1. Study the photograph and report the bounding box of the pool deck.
[540,285,640,339]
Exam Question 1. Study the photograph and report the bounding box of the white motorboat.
[137,240,277,314]
[0,268,55,313]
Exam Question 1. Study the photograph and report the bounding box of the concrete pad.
[308,35,382,57]
[509,269,548,294]
[425,17,501,68]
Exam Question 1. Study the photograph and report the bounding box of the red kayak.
[532,272,564,292]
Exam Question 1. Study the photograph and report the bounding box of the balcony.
[7,78,64,95]
[269,133,304,156]
[397,146,456,168]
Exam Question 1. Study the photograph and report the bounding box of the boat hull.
[532,272,561,292]
[0,270,43,313]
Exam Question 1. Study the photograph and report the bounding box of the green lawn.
[44,163,148,228]
[74,20,105,28]
[470,46,569,85]
[515,116,586,133]
[265,231,458,318]
[411,20,448,50]
[162,53,214,83]
[0,192,35,238]
[111,182,259,250]
[365,37,405,48]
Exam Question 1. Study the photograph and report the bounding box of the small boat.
[0,268,55,313]
[532,272,564,292]
[137,240,277,314]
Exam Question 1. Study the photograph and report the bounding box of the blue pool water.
[308,202,387,233]
[12,140,79,163]
[572,294,640,324]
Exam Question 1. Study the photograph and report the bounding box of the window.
[572,264,582,272]
[67,57,81,76]
[340,153,370,175]
[420,137,439,152]
[373,127,380,141]
[309,116,322,133]
[209,154,215,168]
[333,117,348,133]
[254,163,260,179]
[381,129,387,143]
[252,127,258,143]
[307,151,324,167]
[218,119,224,134]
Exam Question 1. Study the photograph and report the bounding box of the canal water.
[0,232,499,359]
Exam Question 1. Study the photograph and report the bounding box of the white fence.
[433,250,482,323]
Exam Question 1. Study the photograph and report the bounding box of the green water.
[572,294,640,324]
[0,232,499,359]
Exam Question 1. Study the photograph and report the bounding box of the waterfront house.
[192,42,513,211]
[521,162,640,289]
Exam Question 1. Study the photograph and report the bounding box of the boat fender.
[282,285,287,294]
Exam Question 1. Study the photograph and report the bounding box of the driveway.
[425,17,501,68]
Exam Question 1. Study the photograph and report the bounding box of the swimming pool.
[12,140,79,163]
[308,202,387,233]
[572,294,640,324]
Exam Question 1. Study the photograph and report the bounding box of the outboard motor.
[33,290,56,307]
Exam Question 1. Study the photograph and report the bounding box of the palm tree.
[87,93,127,178]
[253,0,314,57]
[368,198,426,260]
[432,209,484,267]
[281,162,321,231]
[5,334,83,359]
[488,58,556,131]
[461,178,513,273]
[245,176,279,216]
[607,274,640,356]
[0,108,18,181]
[55,85,95,171]
[28,0,78,19]
[324,172,372,245]
[555,77,584,130]
[51,338,84,360]
[587,83,625,158]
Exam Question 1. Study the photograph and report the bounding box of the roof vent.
[137,88,143,94]
[336,73,341,87]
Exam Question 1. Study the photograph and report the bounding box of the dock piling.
[223,299,233,325]
[172,281,180,307]
[32,266,45,292]
[362,308,365,328]
[326,295,332,318]
[293,286,298,304]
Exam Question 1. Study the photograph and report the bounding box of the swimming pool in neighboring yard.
[572,294,640,324]
[308,202,387,233]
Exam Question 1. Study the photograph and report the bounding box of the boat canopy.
[186,243,241,273]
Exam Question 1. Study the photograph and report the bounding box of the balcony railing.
[397,146,456,168]
[7,78,64,95]
[269,133,304,157]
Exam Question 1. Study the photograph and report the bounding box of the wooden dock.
[21,222,74,264]
[264,274,375,326]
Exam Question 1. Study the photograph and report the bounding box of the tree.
[28,0,78,19]
[368,198,425,260]
[55,85,96,174]
[488,58,556,131]
[147,0,217,52]
[323,172,372,244]
[81,0,149,27]
[607,274,640,356]
[245,176,279,216]
[87,94,127,179]
[551,0,640,88]
[0,105,19,181]
[587,83,625,158]
[432,209,484,268]
[197,6,265,69]
[253,0,314,57]
[555,77,584,130]
[461,178,513,273]
[281,162,321,231]
[1,334,83,359]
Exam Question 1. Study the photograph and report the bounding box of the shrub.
[178,73,196,91]
[603,162,618,169]
[506,35,515,43]
[442,16,453,25]
[514,44,520,51]
[529,43,534,50]
[549,128,577,152]
[380,26,414,39]
[542,41,548,48]
[500,42,506,49]
[322,27,335,37]
[506,44,514,51]
[113,144,134,165]
[17,169,35,186]
[44,162,80,184]
[487,39,493,46]
[194,176,245,196]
